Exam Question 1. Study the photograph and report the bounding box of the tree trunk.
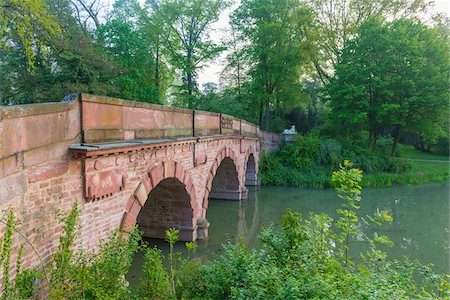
[391,125,402,157]
[259,98,263,128]
[187,72,193,108]
[368,109,376,149]
[264,96,270,131]
[186,46,194,108]
[155,44,160,101]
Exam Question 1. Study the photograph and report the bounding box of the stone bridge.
[0,94,280,270]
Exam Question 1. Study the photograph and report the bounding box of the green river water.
[127,182,450,284]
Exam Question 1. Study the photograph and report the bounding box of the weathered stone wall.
[0,93,277,285]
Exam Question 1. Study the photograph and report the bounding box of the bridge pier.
[245,175,261,186]
[209,187,249,201]
[196,218,210,240]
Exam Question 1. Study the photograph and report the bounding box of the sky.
[197,0,450,86]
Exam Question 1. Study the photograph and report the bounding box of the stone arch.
[121,160,199,241]
[202,147,246,212]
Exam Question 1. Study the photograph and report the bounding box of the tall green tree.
[327,17,449,156]
[100,0,170,103]
[0,0,61,71]
[0,0,117,104]
[151,0,229,108]
[231,0,313,130]
[305,0,432,84]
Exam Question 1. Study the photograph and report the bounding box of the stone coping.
[0,97,79,120]
[194,109,220,116]
[70,135,259,158]
[82,93,192,114]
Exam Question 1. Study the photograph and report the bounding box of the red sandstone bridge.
[0,94,279,269]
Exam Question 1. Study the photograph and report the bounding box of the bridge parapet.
[80,93,263,144]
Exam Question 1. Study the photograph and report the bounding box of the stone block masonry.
[0,93,280,286]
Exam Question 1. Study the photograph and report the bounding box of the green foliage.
[49,203,143,299]
[153,0,229,108]
[0,209,43,299]
[165,227,179,295]
[259,127,446,188]
[0,210,15,299]
[50,204,79,297]
[231,0,314,130]
[0,0,61,71]
[332,160,363,265]
[327,17,449,156]
[135,247,171,299]
[14,268,40,299]
[178,163,449,299]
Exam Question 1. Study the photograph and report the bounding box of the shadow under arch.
[137,177,194,241]
[209,157,241,200]
[244,153,259,186]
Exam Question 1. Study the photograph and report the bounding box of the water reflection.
[127,182,449,284]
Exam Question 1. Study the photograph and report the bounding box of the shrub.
[318,138,342,167]
[136,247,171,299]
[50,204,143,299]
[386,158,413,173]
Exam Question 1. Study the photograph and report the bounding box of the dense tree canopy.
[231,0,314,130]
[0,0,61,71]
[327,17,449,156]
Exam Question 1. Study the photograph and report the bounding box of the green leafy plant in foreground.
[49,204,143,299]
[332,160,363,265]
[0,209,41,300]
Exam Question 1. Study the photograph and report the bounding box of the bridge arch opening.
[245,153,257,186]
[209,157,245,201]
[136,177,194,241]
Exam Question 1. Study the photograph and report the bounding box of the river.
[127,182,450,284]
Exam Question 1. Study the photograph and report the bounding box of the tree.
[327,17,449,156]
[0,0,61,71]
[0,0,117,104]
[304,0,432,84]
[100,0,171,103]
[231,0,313,130]
[220,24,248,98]
[151,0,229,108]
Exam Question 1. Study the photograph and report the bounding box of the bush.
[48,204,143,299]
[135,247,171,299]
[318,138,342,167]
[386,158,413,173]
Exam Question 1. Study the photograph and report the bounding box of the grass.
[361,144,449,187]
[397,144,449,161]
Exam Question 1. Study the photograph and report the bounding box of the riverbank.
[260,143,449,188]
